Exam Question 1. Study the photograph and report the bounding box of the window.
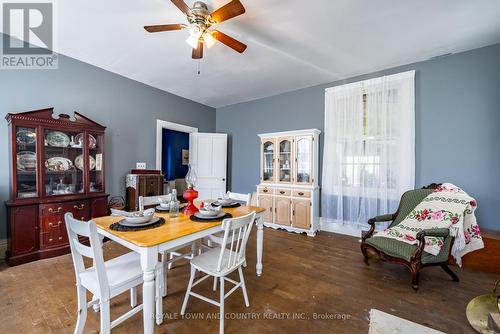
[322,71,415,225]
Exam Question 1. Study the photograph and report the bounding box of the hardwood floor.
[0,229,494,334]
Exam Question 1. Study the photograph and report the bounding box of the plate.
[194,211,226,219]
[213,201,237,207]
[75,133,97,149]
[45,157,73,172]
[17,151,37,171]
[46,131,70,147]
[16,129,36,145]
[74,154,96,171]
[119,216,160,227]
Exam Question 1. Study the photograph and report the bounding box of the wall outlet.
[136,162,146,170]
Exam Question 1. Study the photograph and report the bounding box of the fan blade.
[212,30,247,53]
[171,0,191,15]
[192,41,204,59]
[210,0,245,23]
[144,24,186,33]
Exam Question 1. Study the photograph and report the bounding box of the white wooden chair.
[181,211,256,334]
[65,213,163,333]
[139,195,197,297]
[203,191,252,291]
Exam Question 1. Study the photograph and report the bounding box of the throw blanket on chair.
[373,183,484,266]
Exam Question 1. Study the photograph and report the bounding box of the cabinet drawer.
[275,189,291,196]
[70,200,90,220]
[258,187,273,195]
[40,203,66,216]
[40,231,66,249]
[41,216,64,233]
[293,190,311,198]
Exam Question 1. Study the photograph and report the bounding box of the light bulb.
[203,32,217,48]
[186,35,199,49]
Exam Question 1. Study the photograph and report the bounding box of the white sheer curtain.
[322,70,415,226]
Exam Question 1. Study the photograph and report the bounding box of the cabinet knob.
[298,192,304,196]
[279,191,285,194]
[48,238,53,242]
[58,236,63,240]
[74,204,85,210]
[263,189,268,193]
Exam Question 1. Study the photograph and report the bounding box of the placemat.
[110,217,165,231]
[211,202,241,208]
[190,212,232,222]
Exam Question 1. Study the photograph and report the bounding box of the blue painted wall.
[162,129,189,181]
[0,34,216,239]
[216,43,500,232]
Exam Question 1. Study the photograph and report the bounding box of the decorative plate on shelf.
[74,133,97,149]
[16,129,36,145]
[45,157,73,171]
[46,131,70,147]
[74,154,96,171]
[17,151,37,171]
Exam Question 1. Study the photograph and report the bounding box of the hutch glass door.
[89,133,104,193]
[278,137,293,183]
[43,129,84,196]
[295,135,313,184]
[15,126,38,198]
[262,139,275,182]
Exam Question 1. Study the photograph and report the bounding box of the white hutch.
[256,129,321,236]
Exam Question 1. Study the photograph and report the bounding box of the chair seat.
[191,247,243,276]
[79,252,143,296]
[365,236,450,264]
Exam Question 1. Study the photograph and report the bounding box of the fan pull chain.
[197,60,201,75]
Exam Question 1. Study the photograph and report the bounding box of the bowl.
[219,198,233,205]
[159,202,170,209]
[198,208,219,217]
[124,214,154,224]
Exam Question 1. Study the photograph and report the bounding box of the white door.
[189,133,227,200]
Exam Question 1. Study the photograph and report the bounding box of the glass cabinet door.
[262,139,275,182]
[278,137,293,183]
[43,129,84,196]
[295,135,313,184]
[89,133,104,193]
[15,126,38,198]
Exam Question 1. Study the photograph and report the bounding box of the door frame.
[155,120,198,170]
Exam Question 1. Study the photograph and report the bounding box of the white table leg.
[256,216,264,276]
[141,249,158,334]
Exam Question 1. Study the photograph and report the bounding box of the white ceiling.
[5,0,500,107]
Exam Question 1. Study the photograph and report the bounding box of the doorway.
[155,120,198,195]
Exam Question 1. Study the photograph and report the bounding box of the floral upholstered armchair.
[360,184,459,291]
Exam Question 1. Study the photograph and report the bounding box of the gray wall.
[216,43,500,232]
[0,37,216,239]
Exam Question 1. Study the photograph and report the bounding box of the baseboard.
[0,239,8,261]
[320,218,366,237]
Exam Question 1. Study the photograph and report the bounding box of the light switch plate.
[136,162,146,170]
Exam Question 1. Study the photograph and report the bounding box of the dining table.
[93,204,266,334]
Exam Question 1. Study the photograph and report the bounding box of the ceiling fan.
[144,0,247,59]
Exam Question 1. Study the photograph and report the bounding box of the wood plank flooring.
[0,229,495,334]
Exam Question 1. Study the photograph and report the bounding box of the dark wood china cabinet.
[5,108,108,266]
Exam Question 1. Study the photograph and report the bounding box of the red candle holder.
[182,187,199,215]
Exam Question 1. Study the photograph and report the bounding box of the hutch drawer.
[275,189,291,196]
[293,190,311,198]
[258,187,273,195]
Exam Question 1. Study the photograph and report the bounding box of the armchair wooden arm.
[362,213,397,241]
[411,228,450,262]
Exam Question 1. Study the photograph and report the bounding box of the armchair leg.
[410,265,420,291]
[361,244,369,264]
[441,263,459,282]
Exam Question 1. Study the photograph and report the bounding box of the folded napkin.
[111,208,155,218]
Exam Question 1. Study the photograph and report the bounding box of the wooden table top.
[94,205,265,248]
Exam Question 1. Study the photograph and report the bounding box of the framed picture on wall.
[182,149,189,165]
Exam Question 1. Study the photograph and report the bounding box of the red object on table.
[182,187,199,215]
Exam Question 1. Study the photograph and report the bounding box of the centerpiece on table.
[182,164,199,215]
